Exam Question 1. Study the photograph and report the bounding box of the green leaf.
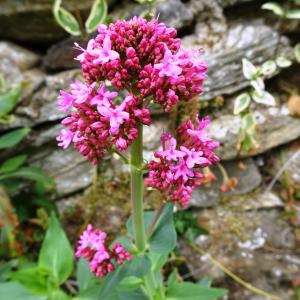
[197,277,212,288]
[119,289,148,300]
[85,0,108,34]
[127,212,154,238]
[127,204,176,255]
[0,282,46,300]
[0,128,30,149]
[242,58,258,80]
[10,267,48,294]
[261,2,284,16]
[294,43,300,63]
[286,9,300,19]
[149,204,177,254]
[76,257,100,293]
[117,276,143,292]
[233,93,251,115]
[48,290,71,300]
[0,154,27,174]
[0,167,54,191]
[276,56,292,68]
[252,91,276,106]
[53,0,81,36]
[0,85,22,116]
[38,212,74,287]
[250,78,265,93]
[261,60,277,76]
[148,252,168,272]
[98,255,151,300]
[166,282,227,300]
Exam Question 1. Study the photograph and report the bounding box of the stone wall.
[0,0,299,299]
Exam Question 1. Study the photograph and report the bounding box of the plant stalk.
[130,123,147,251]
[130,123,163,299]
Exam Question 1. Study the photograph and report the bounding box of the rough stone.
[209,104,300,160]
[29,146,91,198]
[0,42,40,70]
[190,158,262,208]
[179,205,298,300]
[2,69,81,130]
[182,20,293,101]
[267,141,300,185]
[0,0,97,43]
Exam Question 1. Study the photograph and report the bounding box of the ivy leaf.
[252,91,276,106]
[286,9,300,19]
[85,0,108,34]
[242,59,258,80]
[0,154,27,174]
[0,128,30,150]
[233,93,251,115]
[38,212,74,287]
[275,56,292,68]
[261,2,284,16]
[261,60,277,76]
[294,43,300,63]
[53,0,81,36]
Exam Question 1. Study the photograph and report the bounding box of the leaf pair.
[53,0,107,36]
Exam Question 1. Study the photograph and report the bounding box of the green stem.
[130,123,147,251]
[130,123,162,300]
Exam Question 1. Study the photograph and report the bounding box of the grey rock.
[0,0,96,43]
[182,20,292,101]
[3,69,81,129]
[190,158,262,208]
[0,42,40,70]
[112,0,194,30]
[267,143,300,184]
[209,105,300,160]
[179,205,298,299]
[218,0,254,7]
[29,146,91,198]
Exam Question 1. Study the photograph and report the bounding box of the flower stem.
[130,123,163,299]
[130,123,147,251]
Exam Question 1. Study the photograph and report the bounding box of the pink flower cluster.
[57,81,150,164]
[145,117,219,207]
[76,224,131,278]
[76,17,207,112]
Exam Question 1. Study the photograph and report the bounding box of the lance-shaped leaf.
[0,85,22,116]
[0,128,30,150]
[85,0,108,34]
[38,213,74,286]
[53,0,81,36]
[0,155,27,174]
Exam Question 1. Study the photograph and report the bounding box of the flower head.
[76,224,131,278]
[145,117,219,207]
